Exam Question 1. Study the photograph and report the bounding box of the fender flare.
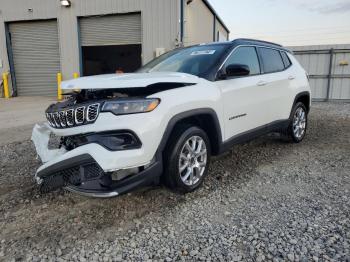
[156,108,223,155]
[289,91,311,118]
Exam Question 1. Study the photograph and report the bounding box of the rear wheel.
[287,102,308,143]
[163,125,211,193]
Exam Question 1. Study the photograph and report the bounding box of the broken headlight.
[101,98,160,116]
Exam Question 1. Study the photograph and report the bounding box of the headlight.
[101,98,160,115]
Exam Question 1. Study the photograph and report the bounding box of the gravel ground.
[0,97,53,145]
[0,102,349,262]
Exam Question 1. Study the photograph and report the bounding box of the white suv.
[32,39,311,197]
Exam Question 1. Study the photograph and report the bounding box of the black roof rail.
[233,38,283,47]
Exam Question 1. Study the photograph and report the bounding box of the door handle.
[257,81,267,86]
[288,75,295,80]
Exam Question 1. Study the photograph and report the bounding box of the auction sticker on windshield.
[190,50,216,55]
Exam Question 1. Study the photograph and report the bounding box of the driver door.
[215,46,269,141]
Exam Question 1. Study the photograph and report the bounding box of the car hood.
[61,72,201,90]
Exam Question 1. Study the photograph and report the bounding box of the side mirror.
[226,64,250,77]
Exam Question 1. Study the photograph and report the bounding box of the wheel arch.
[157,108,223,156]
[287,91,311,121]
[293,91,311,114]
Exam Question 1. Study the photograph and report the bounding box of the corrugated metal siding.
[307,78,328,99]
[0,0,180,86]
[79,13,141,46]
[0,19,9,77]
[75,0,141,17]
[290,44,350,101]
[332,49,350,100]
[140,0,180,63]
[0,0,59,22]
[216,19,228,41]
[0,0,142,22]
[8,20,60,96]
[184,0,214,46]
[331,79,350,100]
[292,52,330,100]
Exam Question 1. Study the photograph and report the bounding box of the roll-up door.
[8,20,60,96]
[79,13,142,76]
[79,13,142,46]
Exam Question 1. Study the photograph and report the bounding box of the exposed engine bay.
[45,82,194,130]
[62,82,193,104]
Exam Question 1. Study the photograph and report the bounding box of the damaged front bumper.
[31,124,162,197]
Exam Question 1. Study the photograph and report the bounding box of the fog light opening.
[111,167,139,181]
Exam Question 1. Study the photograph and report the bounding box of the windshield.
[137,44,229,78]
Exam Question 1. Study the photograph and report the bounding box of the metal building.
[290,45,350,101]
[0,0,229,96]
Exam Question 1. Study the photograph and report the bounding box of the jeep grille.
[46,103,100,128]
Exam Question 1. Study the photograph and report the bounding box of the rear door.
[216,46,268,140]
[257,47,293,122]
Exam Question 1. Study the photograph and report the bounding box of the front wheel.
[287,102,308,143]
[163,125,211,193]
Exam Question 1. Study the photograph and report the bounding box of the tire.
[287,102,308,143]
[163,125,211,193]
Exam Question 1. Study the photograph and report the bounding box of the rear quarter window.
[281,51,292,68]
[259,47,285,73]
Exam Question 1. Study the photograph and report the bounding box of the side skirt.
[218,119,289,154]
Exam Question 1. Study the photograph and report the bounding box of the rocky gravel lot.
[0,102,349,262]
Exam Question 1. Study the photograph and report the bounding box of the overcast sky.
[208,0,350,46]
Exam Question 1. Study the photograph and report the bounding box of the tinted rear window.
[259,47,285,73]
[281,51,292,68]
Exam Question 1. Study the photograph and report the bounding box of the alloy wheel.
[178,136,207,186]
[293,107,306,139]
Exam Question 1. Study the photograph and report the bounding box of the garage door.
[79,13,142,46]
[8,20,60,96]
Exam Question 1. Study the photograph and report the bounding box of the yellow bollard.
[2,72,10,99]
[57,73,62,101]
